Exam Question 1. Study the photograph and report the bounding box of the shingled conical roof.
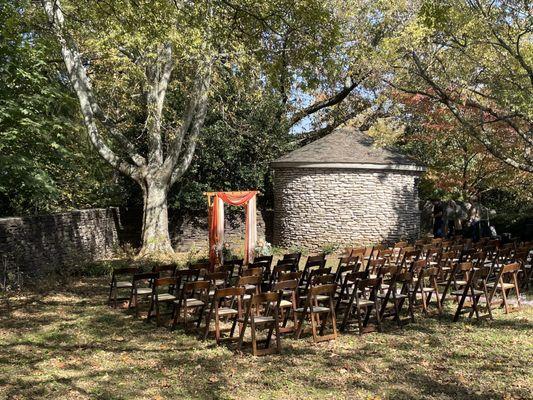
[272,127,424,171]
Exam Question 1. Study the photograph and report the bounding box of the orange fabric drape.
[208,191,257,268]
[217,191,256,206]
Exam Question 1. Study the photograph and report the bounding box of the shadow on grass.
[0,277,531,399]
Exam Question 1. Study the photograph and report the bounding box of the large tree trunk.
[139,179,173,256]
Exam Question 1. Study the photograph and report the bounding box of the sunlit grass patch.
[0,277,532,400]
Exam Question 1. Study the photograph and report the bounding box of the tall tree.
[383,0,532,172]
[41,0,369,255]
[0,0,123,217]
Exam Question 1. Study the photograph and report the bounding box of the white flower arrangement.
[254,240,272,256]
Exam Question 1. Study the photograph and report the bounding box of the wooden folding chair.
[271,279,299,333]
[379,269,415,326]
[335,270,369,313]
[398,249,421,273]
[367,258,386,277]
[392,241,408,264]
[377,248,394,265]
[247,261,269,281]
[299,256,327,289]
[216,264,235,285]
[414,238,427,249]
[187,261,210,279]
[487,262,522,313]
[108,267,139,308]
[152,263,177,277]
[238,292,282,356]
[339,275,382,334]
[129,271,158,318]
[242,266,262,277]
[514,248,532,290]
[236,275,262,302]
[309,273,336,305]
[452,265,493,322]
[204,287,244,344]
[172,280,210,331]
[279,271,302,282]
[488,247,513,277]
[298,267,331,301]
[440,260,472,306]
[175,269,200,301]
[334,255,359,286]
[147,277,178,326]
[206,271,230,291]
[350,247,366,270]
[269,264,294,289]
[412,262,442,315]
[223,258,243,277]
[294,284,337,342]
[282,252,302,269]
[253,255,274,283]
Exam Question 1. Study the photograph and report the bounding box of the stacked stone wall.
[273,168,421,249]
[0,208,119,278]
[173,210,273,252]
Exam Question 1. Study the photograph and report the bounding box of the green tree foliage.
[382,0,532,172]
[0,1,123,216]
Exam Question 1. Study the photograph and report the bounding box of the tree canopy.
[1,0,531,244]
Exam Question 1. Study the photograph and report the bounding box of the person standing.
[445,200,457,238]
[469,197,481,242]
[432,199,444,238]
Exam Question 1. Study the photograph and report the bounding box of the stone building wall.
[273,168,421,250]
[173,210,273,252]
[0,208,119,278]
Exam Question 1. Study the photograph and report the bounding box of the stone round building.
[272,127,425,250]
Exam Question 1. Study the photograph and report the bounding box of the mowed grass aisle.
[0,277,531,400]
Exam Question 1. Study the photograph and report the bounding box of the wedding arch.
[205,191,258,268]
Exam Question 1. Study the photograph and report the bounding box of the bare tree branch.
[287,73,367,127]
[145,43,174,167]
[42,0,142,179]
[169,64,212,186]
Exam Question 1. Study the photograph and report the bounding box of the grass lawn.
[0,276,532,400]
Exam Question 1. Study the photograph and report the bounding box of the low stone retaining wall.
[0,208,119,278]
[173,210,274,252]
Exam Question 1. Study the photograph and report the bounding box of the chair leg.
[197,305,206,329]
[251,320,258,356]
[310,312,318,342]
[513,274,521,308]
[374,301,382,333]
[483,284,493,320]
[229,314,239,339]
[107,283,114,306]
[319,312,328,336]
[500,281,509,313]
[356,306,363,335]
[147,297,154,322]
[265,324,274,350]
[203,306,214,340]
[128,287,134,309]
[238,314,248,351]
[294,312,305,339]
[453,289,468,322]
[434,284,442,315]
[214,313,222,344]
[171,303,180,330]
[420,289,427,314]
[274,313,282,353]
[155,300,161,326]
[407,291,415,323]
